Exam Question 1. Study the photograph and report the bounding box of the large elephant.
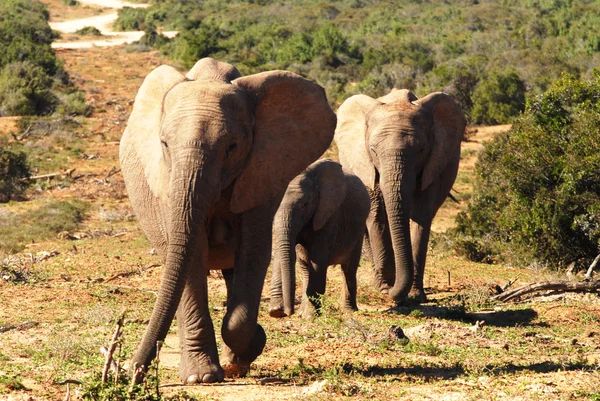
[120,58,335,383]
[268,159,370,318]
[334,89,466,304]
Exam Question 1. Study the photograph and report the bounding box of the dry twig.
[492,280,600,302]
[101,310,126,383]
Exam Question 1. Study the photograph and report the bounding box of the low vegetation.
[0,199,89,252]
[75,26,102,36]
[123,0,599,124]
[453,71,600,269]
[0,0,90,117]
[0,148,30,202]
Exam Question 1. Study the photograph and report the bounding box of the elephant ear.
[334,94,380,191]
[377,88,418,104]
[185,57,241,83]
[417,92,466,191]
[312,160,348,231]
[229,71,336,214]
[120,65,186,200]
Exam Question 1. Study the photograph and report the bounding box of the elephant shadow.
[345,359,596,380]
[387,303,542,328]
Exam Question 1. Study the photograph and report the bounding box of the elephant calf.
[269,159,371,318]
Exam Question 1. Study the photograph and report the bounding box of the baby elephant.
[269,159,370,318]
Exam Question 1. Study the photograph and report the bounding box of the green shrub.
[61,0,78,5]
[113,7,148,31]
[0,148,30,202]
[0,62,57,116]
[454,71,600,268]
[75,26,101,36]
[55,90,92,117]
[0,0,60,75]
[471,71,527,125]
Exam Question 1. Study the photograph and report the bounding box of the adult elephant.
[334,89,465,304]
[120,58,335,384]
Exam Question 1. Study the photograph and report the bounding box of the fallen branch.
[585,254,600,280]
[492,280,600,302]
[501,274,522,292]
[0,321,39,333]
[29,169,75,181]
[101,311,126,383]
[104,264,161,283]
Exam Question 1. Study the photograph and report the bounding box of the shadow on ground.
[387,303,540,328]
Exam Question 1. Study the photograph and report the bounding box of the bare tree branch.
[492,280,600,302]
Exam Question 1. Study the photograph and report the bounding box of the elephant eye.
[369,146,377,156]
[161,140,168,149]
[226,143,237,156]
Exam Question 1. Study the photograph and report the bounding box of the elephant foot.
[408,287,427,304]
[340,302,359,313]
[298,298,318,319]
[220,324,266,378]
[220,346,252,378]
[268,306,286,318]
[179,353,224,384]
[268,298,291,318]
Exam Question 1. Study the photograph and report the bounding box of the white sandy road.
[50,0,177,49]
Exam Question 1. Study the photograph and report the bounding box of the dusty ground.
[1,9,599,401]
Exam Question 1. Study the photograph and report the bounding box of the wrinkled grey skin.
[119,58,335,384]
[268,159,371,318]
[335,89,466,305]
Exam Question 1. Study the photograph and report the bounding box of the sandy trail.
[50,0,176,49]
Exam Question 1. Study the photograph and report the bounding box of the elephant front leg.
[366,189,395,293]
[220,203,275,378]
[340,243,362,312]
[408,191,435,304]
[177,272,224,384]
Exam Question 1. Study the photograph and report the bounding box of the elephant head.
[120,58,335,373]
[334,89,465,303]
[272,159,347,316]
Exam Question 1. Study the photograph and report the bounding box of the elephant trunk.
[379,151,416,303]
[273,208,297,316]
[132,150,214,373]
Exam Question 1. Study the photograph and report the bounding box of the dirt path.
[49,0,176,49]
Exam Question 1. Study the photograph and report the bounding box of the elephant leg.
[296,247,313,318]
[366,188,395,293]
[268,255,285,318]
[222,267,234,302]
[301,261,328,319]
[340,243,361,312]
[177,270,224,384]
[220,202,275,378]
[408,187,436,303]
[362,231,373,261]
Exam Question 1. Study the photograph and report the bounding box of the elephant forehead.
[368,105,431,133]
[164,80,250,113]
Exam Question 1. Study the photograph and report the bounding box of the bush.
[75,26,101,36]
[0,61,57,116]
[113,7,148,31]
[454,71,600,268]
[0,148,30,202]
[471,71,527,125]
[61,0,78,5]
[55,90,92,117]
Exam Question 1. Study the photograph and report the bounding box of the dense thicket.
[119,0,600,123]
[453,71,600,268]
[0,0,90,117]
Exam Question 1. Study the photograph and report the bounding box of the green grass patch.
[0,199,89,253]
